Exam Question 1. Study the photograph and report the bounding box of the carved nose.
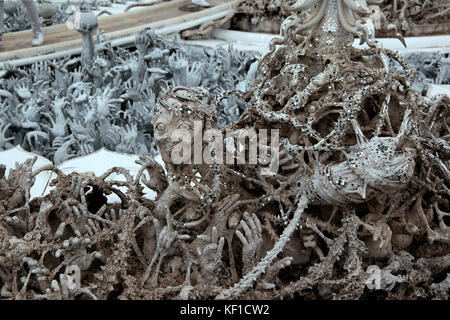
[156,135,170,145]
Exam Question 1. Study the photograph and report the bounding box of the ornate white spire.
[280,0,392,49]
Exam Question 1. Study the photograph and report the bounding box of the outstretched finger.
[211,226,218,244]
[252,213,262,235]
[177,234,190,240]
[216,237,225,261]
[235,230,249,247]
[245,212,258,236]
[71,206,81,217]
[196,234,211,242]
[240,219,253,243]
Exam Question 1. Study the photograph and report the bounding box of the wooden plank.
[0,0,238,62]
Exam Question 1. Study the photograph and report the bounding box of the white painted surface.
[58,148,157,202]
[0,146,53,199]
[427,84,450,98]
[0,146,165,202]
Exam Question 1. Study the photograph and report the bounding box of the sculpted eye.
[156,123,167,131]
[178,123,191,130]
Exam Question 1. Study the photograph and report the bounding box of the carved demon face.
[302,233,317,249]
[153,87,217,164]
[153,99,197,163]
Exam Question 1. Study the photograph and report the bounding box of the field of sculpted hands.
[0,0,449,300]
